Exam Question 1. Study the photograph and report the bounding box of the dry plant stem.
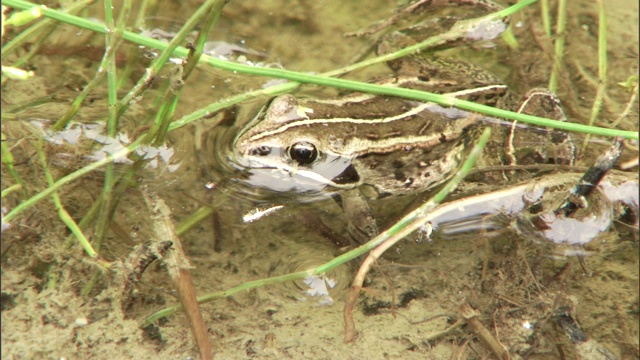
[142,187,213,360]
[452,339,470,359]
[459,303,509,360]
[522,251,543,292]
[343,215,432,342]
[342,287,361,343]
[620,157,638,170]
[422,319,465,342]
[343,208,436,339]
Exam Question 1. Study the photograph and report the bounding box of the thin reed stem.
[548,0,567,92]
[581,0,609,151]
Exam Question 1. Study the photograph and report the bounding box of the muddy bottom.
[2,0,638,359]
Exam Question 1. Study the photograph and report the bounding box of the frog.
[231,0,575,243]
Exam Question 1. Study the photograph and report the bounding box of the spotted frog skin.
[231,0,574,242]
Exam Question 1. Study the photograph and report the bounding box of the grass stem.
[548,0,567,92]
[35,142,97,258]
[4,0,634,140]
[581,0,608,151]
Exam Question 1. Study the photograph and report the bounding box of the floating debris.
[242,205,284,223]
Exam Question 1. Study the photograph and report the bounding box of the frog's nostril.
[250,146,271,156]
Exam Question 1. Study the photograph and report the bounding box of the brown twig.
[459,302,509,360]
[142,187,213,360]
[343,221,420,342]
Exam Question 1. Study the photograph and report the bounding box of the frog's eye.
[288,142,318,165]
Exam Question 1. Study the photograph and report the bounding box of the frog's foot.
[345,0,439,38]
[516,88,567,121]
[506,88,576,167]
[347,0,503,38]
[376,31,417,57]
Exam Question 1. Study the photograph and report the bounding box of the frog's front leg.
[335,189,379,244]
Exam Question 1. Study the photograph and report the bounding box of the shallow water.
[1,0,638,359]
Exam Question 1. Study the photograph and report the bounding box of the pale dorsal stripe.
[249,84,506,142]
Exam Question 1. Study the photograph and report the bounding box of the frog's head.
[232,95,360,199]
